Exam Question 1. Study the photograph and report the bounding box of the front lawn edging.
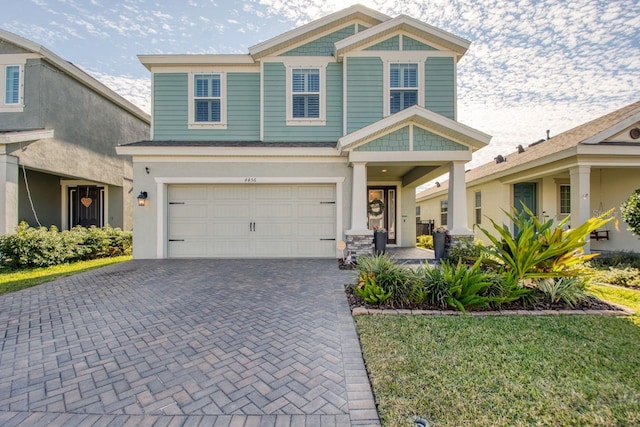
[351,304,634,317]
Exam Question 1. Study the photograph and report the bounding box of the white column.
[346,161,372,235]
[570,165,591,253]
[448,161,472,235]
[0,154,19,234]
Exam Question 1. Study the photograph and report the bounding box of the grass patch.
[0,255,131,295]
[356,315,640,426]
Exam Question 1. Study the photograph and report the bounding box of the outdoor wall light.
[137,191,148,206]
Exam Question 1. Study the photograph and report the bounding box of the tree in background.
[621,189,640,237]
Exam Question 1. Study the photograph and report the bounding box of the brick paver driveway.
[0,259,379,426]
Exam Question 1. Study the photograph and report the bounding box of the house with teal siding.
[117,4,491,259]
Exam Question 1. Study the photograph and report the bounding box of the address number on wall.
[244,178,257,183]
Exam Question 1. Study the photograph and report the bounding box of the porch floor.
[385,246,435,264]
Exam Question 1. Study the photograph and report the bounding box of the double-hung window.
[389,63,418,114]
[188,72,226,128]
[286,64,326,125]
[292,68,319,119]
[440,200,448,226]
[1,63,23,111]
[475,191,482,225]
[559,185,571,215]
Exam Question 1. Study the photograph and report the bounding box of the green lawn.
[356,285,640,426]
[0,255,132,295]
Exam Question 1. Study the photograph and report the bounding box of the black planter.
[434,232,446,259]
[374,231,387,255]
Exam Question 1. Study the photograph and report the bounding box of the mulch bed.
[345,284,625,313]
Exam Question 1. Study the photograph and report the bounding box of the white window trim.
[383,60,424,117]
[286,65,326,126]
[1,63,24,112]
[559,184,571,216]
[187,71,227,129]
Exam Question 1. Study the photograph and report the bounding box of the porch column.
[570,165,591,253]
[0,154,19,234]
[447,160,472,235]
[345,161,373,257]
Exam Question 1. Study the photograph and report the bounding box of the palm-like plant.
[477,205,615,284]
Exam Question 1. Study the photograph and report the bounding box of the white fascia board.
[577,143,640,156]
[334,15,470,58]
[348,150,471,163]
[338,106,491,152]
[581,110,640,144]
[0,129,55,144]
[116,145,342,157]
[248,4,390,57]
[138,54,256,70]
[0,29,150,124]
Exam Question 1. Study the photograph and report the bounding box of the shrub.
[356,253,414,307]
[477,205,614,284]
[355,274,392,304]
[0,222,132,268]
[441,259,495,313]
[446,238,484,264]
[412,263,450,309]
[621,189,640,237]
[589,267,640,289]
[416,234,434,250]
[588,251,640,269]
[535,277,589,308]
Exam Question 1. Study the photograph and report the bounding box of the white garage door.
[167,184,337,258]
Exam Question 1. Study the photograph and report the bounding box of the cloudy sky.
[2,0,639,169]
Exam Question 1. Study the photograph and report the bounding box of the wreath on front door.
[368,199,385,216]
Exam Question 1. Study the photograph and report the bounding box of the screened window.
[389,63,418,114]
[440,200,448,226]
[475,191,482,225]
[193,74,221,123]
[292,68,320,119]
[560,185,571,215]
[5,66,20,104]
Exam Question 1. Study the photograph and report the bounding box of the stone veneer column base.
[345,234,374,259]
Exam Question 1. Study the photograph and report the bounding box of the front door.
[367,187,397,244]
[69,186,104,228]
[513,182,537,234]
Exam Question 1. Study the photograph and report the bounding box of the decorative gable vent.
[630,128,640,139]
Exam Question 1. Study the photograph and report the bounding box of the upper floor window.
[292,68,319,118]
[286,65,326,126]
[1,64,23,112]
[389,63,418,114]
[188,72,227,129]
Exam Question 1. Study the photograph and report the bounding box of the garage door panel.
[168,185,208,200]
[168,184,336,258]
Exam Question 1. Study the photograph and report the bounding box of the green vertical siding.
[153,72,260,141]
[263,62,342,142]
[403,36,436,51]
[355,126,410,151]
[281,25,355,56]
[425,57,455,119]
[346,57,383,134]
[414,126,467,151]
[365,35,400,51]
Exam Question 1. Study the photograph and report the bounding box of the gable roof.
[338,105,491,153]
[0,29,150,123]
[334,14,470,60]
[248,4,390,59]
[416,100,640,200]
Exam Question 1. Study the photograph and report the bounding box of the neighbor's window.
[5,65,20,105]
[389,63,418,114]
[440,200,448,226]
[560,184,571,215]
[188,72,226,128]
[416,205,421,222]
[475,191,482,225]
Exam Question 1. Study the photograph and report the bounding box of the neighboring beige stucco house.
[417,100,640,253]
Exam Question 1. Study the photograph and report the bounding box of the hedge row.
[0,222,132,268]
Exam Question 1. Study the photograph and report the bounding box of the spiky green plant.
[354,274,392,304]
[477,205,615,284]
[441,258,495,313]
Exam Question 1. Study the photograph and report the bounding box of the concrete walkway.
[0,259,379,426]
